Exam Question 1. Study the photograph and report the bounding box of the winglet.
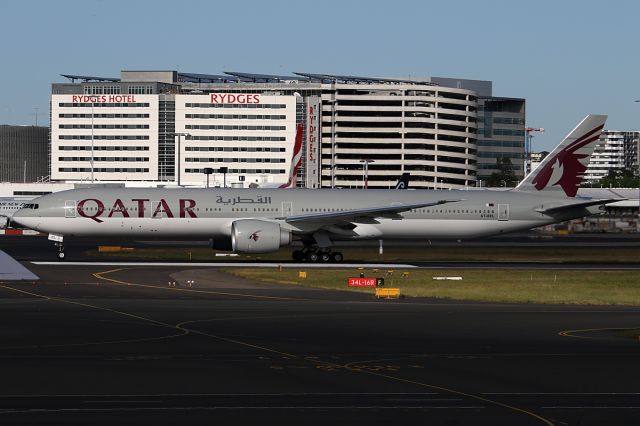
[515,115,607,197]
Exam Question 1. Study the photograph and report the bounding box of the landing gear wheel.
[319,252,331,262]
[57,251,66,260]
[292,250,304,262]
[307,251,319,262]
[330,252,344,263]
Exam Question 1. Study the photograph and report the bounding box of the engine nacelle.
[231,219,291,254]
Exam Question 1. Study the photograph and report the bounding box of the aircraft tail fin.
[395,173,410,189]
[515,114,607,197]
[278,123,304,189]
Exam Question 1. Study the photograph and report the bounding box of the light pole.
[219,166,228,188]
[172,133,191,187]
[359,159,374,189]
[203,167,214,188]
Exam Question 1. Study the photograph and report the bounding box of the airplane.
[0,197,32,229]
[12,114,620,262]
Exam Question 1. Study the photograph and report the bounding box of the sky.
[1,0,639,151]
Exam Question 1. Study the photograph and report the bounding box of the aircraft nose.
[11,209,38,229]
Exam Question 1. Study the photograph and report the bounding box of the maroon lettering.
[208,93,261,104]
[106,95,136,103]
[72,95,107,103]
[77,199,105,223]
[179,199,197,218]
[152,199,174,218]
[108,198,130,218]
[132,198,149,218]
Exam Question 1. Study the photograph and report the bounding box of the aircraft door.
[282,202,293,217]
[65,200,77,218]
[497,204,509,221]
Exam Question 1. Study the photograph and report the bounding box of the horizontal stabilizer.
[535,198,623,214]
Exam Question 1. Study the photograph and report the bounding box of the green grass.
[617,328,640,339]
[222,267,640,306]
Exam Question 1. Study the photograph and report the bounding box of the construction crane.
[525,127,544,175]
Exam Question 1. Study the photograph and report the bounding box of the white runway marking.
[31,262,418,269]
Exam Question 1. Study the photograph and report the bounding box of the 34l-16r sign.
[348,277,384,287]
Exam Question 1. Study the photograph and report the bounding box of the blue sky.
[1,0,638,150]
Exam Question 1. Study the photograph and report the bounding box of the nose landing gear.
[47,233,66,260]
[55,242,65,260]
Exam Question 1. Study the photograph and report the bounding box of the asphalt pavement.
[1,234,639,269]
[1,262,640,425]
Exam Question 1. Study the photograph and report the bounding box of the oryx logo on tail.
[516,115,607,198]
[531,124,604,196]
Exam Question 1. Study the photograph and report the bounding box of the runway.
[1,263,640,425]
[1,234,639,270]
[28,260,640,270]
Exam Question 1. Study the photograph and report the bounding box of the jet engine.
[231,219,291,254]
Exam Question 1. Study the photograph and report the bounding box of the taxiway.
[1,262,639,425]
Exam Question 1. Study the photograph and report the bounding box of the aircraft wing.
[281,199,462,223]
[535,198,624,214]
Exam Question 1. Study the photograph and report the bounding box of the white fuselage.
[12,187,573,243]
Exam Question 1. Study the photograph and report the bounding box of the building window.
[128,85,153,94]
[83,86,121,95]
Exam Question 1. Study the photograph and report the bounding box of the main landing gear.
[291,247,344,263]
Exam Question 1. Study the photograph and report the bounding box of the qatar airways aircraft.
[13,115,618,262]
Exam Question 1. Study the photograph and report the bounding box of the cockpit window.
[22,204,39,209]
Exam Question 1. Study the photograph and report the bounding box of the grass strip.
[222,267,640,306]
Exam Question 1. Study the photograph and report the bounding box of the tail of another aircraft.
[278,123,304,189]
[395,173,410,189]
[515,114,607,197]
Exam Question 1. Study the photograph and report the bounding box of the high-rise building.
[0,125,49,182]
[50,70,524,189]
[623,131,639,176]
[427,78,526,183]
[584,130,635,182]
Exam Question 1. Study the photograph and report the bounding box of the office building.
[51,70,524,188]
[0,125,49,183]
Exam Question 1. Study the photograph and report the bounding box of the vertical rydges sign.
[305,96,322,188]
